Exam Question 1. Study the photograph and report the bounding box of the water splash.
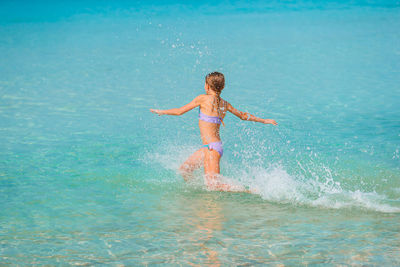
[239,164,400,213]
[147,144,400,213]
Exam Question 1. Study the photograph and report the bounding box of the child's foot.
[247,187,261,194]
[206,182,249,193]
[179,169,193,182]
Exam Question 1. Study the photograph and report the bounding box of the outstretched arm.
[150,95,205,116]
[226,102,277,125]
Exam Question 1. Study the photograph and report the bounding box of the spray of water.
[145,138,400,213]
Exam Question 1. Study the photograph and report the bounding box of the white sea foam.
[241,164,400,213]
[147,145,400,213]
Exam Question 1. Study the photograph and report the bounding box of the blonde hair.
[205,72,225,93]
[205,72,225,126]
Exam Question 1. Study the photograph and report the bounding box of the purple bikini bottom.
[203,141,223,157]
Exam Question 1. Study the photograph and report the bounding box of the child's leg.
[179,148,207,181]
[204,149,221,175]
[204,150,222,189]
[204,150,253,193]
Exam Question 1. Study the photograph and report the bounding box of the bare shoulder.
[196,94,209,104]
[199,94,217,103]
[196,94,208,99]
[189,94,203,103]
[222,98,232,109]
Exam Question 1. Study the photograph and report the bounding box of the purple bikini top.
[198,108,222,124]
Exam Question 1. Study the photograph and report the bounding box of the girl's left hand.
[263,119,278,125]
[150,109,164,115]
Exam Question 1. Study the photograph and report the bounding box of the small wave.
[241,165,400,213]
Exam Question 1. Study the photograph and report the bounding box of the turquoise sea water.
[1,0,400,265]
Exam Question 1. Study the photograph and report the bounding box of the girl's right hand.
[263,119,278,125]
[150,109,164,116]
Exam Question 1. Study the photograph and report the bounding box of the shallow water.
[1,0,400,265]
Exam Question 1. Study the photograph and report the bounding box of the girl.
[150,72,277,192]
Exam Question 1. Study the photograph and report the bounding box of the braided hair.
[205,72,225,126]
